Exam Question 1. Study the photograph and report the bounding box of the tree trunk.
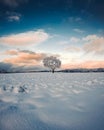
[52,69,55,73]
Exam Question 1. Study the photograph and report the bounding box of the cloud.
[70,37,80,43]
[62,60,104,69]
[64,35,104,55]
[75,17,82,22]
[1,0,28,7]
[0,29,49,46]
[73,28,85,33]
[8,15,21,21]
[4,49,18,55]
[62,34,104,69]
[0,62,44,72]
[58,37,80,47]
[1,50,60,72]
[3,50,47,66]
[0,62,13,72]
[83,35,104,54]
[65,46,81,52]
[58,41,69,45]
[63,37,81,52]
[82,35,98,41]
[6,11,21,22]
[68,17,82,22]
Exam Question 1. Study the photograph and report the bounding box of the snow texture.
[0,72,104,130]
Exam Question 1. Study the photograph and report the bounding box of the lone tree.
[43,56,61,73]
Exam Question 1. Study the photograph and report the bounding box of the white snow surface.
[0,72,104,130]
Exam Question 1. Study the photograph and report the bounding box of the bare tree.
[43,56,61,73]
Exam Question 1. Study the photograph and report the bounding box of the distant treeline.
[58,68,104,73]
[0,68,104,73]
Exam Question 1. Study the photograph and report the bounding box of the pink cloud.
[62,60,104,69]
[4,50,18,55]
[0,29,49,46]
[83,36,104,54]
[65,46,81,52]
[3,50,47,66]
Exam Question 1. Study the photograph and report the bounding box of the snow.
[0,72,104,130]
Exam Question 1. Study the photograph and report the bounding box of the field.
[0,72,104,130]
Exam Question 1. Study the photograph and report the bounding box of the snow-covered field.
[0,72,104,130]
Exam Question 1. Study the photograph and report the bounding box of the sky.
[0,0,104,71]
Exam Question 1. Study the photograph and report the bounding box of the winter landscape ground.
[0,72,104,130]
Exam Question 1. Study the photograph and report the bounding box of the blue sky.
[0,0,104,71]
